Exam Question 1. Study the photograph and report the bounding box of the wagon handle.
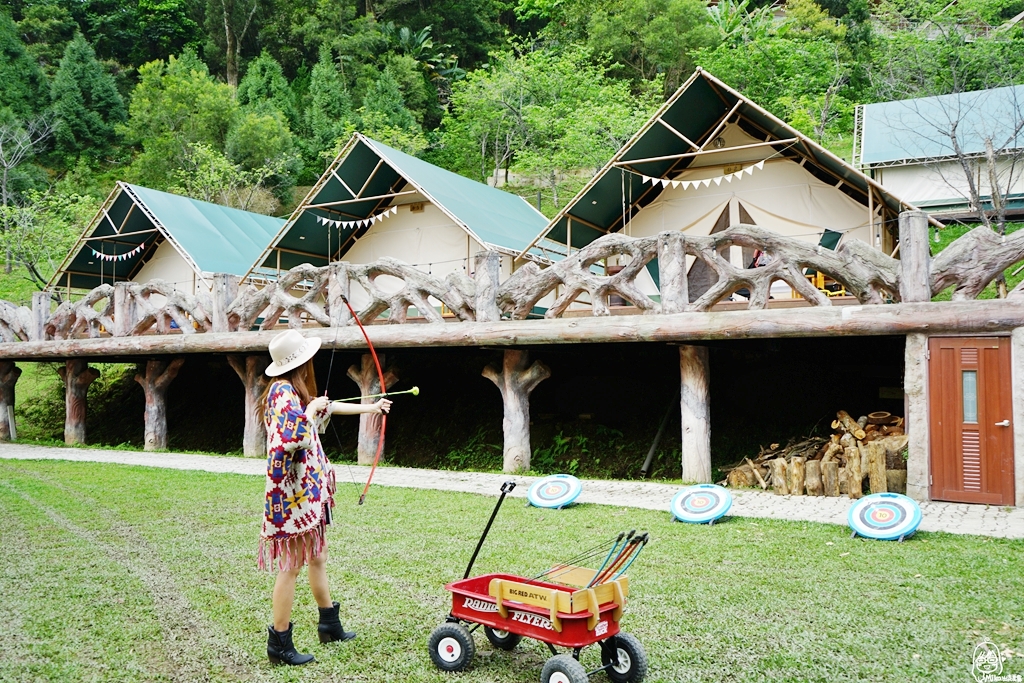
[463,481,517,579]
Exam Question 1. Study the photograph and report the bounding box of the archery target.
[848,493,922,540]
[670,484,732,524]
[527,475,583,509]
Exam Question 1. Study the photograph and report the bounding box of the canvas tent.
[245,134,550,288]
[517,68,931,299]
[49,182,285,295]
[854,84,1024,219]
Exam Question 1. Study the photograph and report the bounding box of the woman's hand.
[305,395,330,418]
[374,398,392,415]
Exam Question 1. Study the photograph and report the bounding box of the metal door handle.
[995,420,1010,427]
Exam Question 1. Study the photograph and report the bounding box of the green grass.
[0,460,1020,683]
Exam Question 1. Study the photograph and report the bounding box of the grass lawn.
[0,460,1021,683]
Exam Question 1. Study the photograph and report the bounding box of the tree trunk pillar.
[899,210,931,303]
[134,358,185,451]
[0,361,21,441]
[347,354,399,465]
[212,273,240,333]
[680,345,711,483]
[474,251,501,323]
[658,231,689,314]
[483,349,551,472]
[904,333,930,502]
[328,263,353,328]
[31,291,49,341]
[228,355,270,457]
[59,360,100,445]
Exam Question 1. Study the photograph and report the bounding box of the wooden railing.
[2,218,1022,345]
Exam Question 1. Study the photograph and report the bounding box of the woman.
[258,329,391,666]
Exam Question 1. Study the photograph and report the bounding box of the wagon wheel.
[541,654,588,683]
[427,622,475,672]
[601,632,648,683]
[484,626,522,651]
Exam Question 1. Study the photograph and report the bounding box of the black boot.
[318,602,357,643]
[267,623,315,665]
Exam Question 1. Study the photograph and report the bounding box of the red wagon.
[427,482,648,683]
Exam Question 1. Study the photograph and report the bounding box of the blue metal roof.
[861,85,1024,166]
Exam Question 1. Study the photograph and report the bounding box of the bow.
[334,294,388,505]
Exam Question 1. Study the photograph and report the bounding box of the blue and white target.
[848,492,922,541]
[670,484,732,524]
[527,474,583,509]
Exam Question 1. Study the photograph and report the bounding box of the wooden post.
[898,210,931,303]
[0,361,21,441]
[113,282,136,337]
[211,273,240,333]
[482,349,551,472]
[845,446,863,499]
[822,460,840,496]
[804,459,823,496]
[769,457,788,494]
[227,355,270,457]
[658,231,688,314]
[679,345,711,483]
[867,442,888,493]
[58,360,100,445]
[474,251,501,323]
[904,333,930,502]
[31,291,49,341]
[347,354,399,465]
[788,456,806,496]
[328,262,353,328]
[134,358,185,451]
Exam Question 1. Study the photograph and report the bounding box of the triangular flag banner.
[745,166,754,175]
[713,177,722,186]
[672,180,681,188]
[390,206,397,215]
[659,178,669,187]
[734,171,743,179]
[756,160,765,170]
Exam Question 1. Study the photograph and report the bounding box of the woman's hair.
[257,359,318,419]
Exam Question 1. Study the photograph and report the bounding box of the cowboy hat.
[265,330,322,377]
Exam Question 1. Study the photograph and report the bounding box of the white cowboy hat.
[265,330,322,377]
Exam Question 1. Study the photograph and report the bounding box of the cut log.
[821,441,843,464]
[788,457,806,496]
[227,355,270,457]
[483,349,551,472]
[857,415,869,429]
[58,359,100,445]
[134,357,185,451]
[867,411,892,425]
[867,442,888,493]
[347,354,399,466]
[834,410,867,440]
[727,465,759,488]
[769,457,789,495]
[845,446,862,499]
[804,459,823,496]
[875,434,910,469]
[886,470,908,494]
[840,432,856,449]
[858,443,870,484]
[0,361,21,441]
[838,466,848,494]
[822,461,840,497]
[745,457,769,490]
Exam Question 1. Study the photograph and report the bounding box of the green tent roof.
[49,183,285,291]
[519,69,929,258]
[860,84,1024,166]
[248,134,549,276]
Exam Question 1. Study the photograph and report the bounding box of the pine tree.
[237,51,297,126]
[50,33,127,160]
[307,44,353,156]
[361,67,419,132]
[0,12,49,121]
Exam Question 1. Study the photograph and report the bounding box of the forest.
[0,0,1022,307]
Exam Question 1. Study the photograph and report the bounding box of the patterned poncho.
[258,381,336,571]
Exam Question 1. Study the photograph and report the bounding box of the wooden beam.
[656,118,700,150]
[306,190,417,210]
[330,168,358,197]
[696,101,743,152]
[3,300,1022,360]
[614,138,800,168]
[356,158,385,198]
[82,229,159,242]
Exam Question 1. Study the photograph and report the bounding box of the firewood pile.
[723,410,909,498]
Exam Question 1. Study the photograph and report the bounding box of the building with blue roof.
[48,182,285,296]
[854,84,1024,219]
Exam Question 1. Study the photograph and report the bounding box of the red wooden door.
[929,337,1015,505]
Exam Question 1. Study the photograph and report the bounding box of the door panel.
[929,337,1015,505]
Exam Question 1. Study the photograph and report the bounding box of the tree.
[0,12,50,120]
[358,67,427,153]
[0,188,95,289]
[0,115,54,272]
[205,0,261,87]
[50,33,127,161]
[122,49,237,187]
[15,1,78,74]
[306,44,354,164]
[237,50,297,124]
[171,142,285,213]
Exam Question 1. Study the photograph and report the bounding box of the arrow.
[332,386,420,403]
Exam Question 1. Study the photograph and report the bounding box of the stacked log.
[722,410,908,497]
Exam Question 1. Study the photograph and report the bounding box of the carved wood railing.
[1,221,1022,344]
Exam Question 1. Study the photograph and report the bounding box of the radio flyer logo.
[973,640,1021,683]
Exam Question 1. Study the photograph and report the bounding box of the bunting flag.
[316,205,398,230]
[90,242,146,262]
[640,159,767,190]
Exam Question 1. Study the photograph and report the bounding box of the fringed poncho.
[258,381,336,571]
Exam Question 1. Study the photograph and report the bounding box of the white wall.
[876,158,1024,207]
[132,239,198,294]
